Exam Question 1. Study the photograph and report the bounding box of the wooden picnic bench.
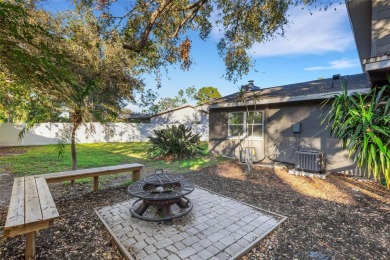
[3,176,59,259]
[40,163,143,191]
[3,163,143,259]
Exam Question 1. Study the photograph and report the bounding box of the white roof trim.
[364,59,390,71]
[209,88,371,109]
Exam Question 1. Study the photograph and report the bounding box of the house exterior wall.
[372,0,390,56]
[347,0,390,59]
[209,101,357,174]
[150,107,208,124]
[265,101,355,173]
[208,106,265,161]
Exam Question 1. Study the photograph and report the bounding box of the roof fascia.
[208,88,371,109]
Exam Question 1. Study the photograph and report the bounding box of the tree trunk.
[71,122,78,171]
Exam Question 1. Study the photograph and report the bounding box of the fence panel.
[0,122,209,147]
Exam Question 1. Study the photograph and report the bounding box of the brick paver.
[96,187,284,259]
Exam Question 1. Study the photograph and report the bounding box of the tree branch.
[123,0,174,51]
[170,0,209,12]
[170,0,207,38]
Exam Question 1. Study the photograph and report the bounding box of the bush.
[323,84,390,187]
[147,124,203,159]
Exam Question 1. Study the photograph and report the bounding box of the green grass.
[0,142,225,176]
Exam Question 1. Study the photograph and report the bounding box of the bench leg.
[25,231,36,259]
[93,176,99,191]
[132,170,140,182]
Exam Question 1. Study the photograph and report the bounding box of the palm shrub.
[322,83,390,187]
[147,124,203,159]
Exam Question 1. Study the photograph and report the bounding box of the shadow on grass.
[0,142,222,176]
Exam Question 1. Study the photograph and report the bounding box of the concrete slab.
[95,187,286,260]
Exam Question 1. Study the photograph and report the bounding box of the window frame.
[227,110,264,140]
[228,112,246,138]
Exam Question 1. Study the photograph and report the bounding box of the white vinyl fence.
[0,123,209,147]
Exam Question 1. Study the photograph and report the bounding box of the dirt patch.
[0,174,15,206]
[0,147,27,156]
[185,162,390,260]
[0,160,389,259]
[0,183,128,259]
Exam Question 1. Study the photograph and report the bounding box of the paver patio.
[95,187,286,260]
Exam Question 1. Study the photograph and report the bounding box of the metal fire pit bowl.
[127,169,195,224]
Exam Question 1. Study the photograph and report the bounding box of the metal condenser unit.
[295,151,326,173]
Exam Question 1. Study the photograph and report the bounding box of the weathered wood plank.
[24,177,42,223]
[5,220,53,237]
[25,232,36,259]
[4,177,25,229]
[35,177,59,220]
[93,176,99,191]
[132,170,141,181]
[41,163,143,183]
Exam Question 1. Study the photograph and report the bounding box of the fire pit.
[127,169,195,223]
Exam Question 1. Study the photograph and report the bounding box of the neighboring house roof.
[209,73,371,109]
[151,104,209,118]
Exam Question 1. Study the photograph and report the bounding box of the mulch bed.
[0,160,389,259]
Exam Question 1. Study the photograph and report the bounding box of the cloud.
[304,58,360,71]
[211,4,354,57]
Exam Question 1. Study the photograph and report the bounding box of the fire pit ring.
[127,169,195,223]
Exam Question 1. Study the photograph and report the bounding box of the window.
[228,111,263,138]
[228,112,245,136]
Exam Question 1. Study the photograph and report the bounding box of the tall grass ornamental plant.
[323,83,390,187]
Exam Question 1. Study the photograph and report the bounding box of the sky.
[43,1,362,112]
[135,3,362,111]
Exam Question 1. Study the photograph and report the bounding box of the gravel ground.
[0,160,389,259]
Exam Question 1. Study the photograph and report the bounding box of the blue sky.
[135,3,362,111]
[42,1,362,111]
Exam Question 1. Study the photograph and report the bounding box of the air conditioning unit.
[240,147,256,163]
[295,151,326,173]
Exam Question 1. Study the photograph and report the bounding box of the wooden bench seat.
[4,163,143,259]
[39,163,143,191]
[3,177,59,258]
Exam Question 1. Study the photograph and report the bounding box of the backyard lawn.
[0,142,219,176]
[0,144,389,259]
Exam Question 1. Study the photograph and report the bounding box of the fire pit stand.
[127,170,195,223]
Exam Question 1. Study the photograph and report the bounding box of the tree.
[184,86,197,103]
[195,86,222,104]
[154,86,198,112]
[54,11,143,170]
[0,1,74,95]
[12,4,144,170]
[138,89,159,114]
[155,97,186,112]
[80,0,328,82]
[235,85,262,174]
[322,84,390,187]
[2,0,337,170]
[0,74,28,123]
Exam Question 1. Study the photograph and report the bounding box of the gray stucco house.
[208,73,371,174]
